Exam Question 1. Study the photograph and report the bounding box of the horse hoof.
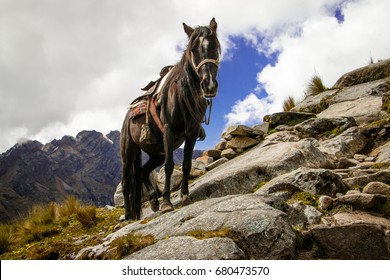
[181,194,191,206]
[160,201,174,213]
[150,199,160,212]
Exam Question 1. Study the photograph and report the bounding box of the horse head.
[183,18,220,98]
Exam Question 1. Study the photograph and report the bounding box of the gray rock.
[114,183,124,208]
[288,202,322,227]
[220,148,237,160]
[332,59,390,88]
[343,170,390,188]
[125,236,246,260]
[324,212,390,229]
[214,140,227,151]
[335,193,387,210]
[294,117,356,139]
[226,136,259,149]
[253,122,269,134]
[317,127,368,158]
[371,142,390,163]
[77,194,296,260]
[318,195,334,210]
[318,79,389,124]
[337,157,359,169]
[157,168,183,193]
[310,223,390,259]
[206,157,229,171]
[185,140,333,203]
[363,181,390,195]
[257,167,344,197]
[224,124,264,138]
[203,149,222,159]
[263,112,316,129]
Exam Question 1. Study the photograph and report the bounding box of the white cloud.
[0,0,389,152]
[256,0,390,117]
[224,93,271,129]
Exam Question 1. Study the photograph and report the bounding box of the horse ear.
[209,17,217,33]
[183,22,194,37]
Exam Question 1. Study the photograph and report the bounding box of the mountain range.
[0,130,202,222]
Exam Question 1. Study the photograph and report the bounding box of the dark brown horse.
[120,18,220,220]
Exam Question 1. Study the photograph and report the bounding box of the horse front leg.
[181,126,200,206]
[161,127,175,213]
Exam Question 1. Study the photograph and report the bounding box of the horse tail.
[120,111,143,220]
[133,151,143,219]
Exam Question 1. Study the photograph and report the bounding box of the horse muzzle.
[201,77,218,98]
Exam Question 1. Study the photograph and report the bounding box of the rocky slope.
[80,59,390,260]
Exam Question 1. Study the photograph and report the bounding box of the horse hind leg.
[141,154,164,212]
[121,118,143,220]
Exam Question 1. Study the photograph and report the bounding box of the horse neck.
[181,58,206,122]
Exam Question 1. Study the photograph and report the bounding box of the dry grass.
[76,206,97,227]
[57,196,80,218]
[305,75,328,96]
[110,233,155,259]
[0,224,12,254]
[0,196,121,259]
[283,96,296,112]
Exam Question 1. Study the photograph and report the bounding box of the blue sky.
[196,36,274,150]
[0,0,389,153]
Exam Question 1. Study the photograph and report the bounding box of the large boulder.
[310,223,390,259]
[294,117,356,139]
[318,79,390,124]
[77,194,296,260]
[256,167,345,197]
[263,112,316,129]
[179,139,334,204]
[332,58,390,88]
[126,236,245,260]
[317,127,368,158]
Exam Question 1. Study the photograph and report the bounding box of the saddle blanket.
[129,100,147,119]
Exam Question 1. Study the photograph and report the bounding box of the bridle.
[187,29,220,125]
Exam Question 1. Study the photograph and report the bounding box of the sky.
[0,0,389,153]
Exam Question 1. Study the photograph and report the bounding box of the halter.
[191,56,220,75]
[187,28,220,125]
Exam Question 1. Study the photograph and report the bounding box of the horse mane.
[160,26,220,127]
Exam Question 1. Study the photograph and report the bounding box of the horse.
[120,18,220,220]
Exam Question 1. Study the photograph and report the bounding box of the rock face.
[94,58,389,260]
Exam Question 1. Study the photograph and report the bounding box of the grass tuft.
[305,75,328,96]
[0,224,12,254]
[283,96,296,112]
[76,206,97,228]
[111,233,155,259]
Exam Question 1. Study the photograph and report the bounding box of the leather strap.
[149,98,165,133]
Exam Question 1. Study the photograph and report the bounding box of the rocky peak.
[0,130,122,223]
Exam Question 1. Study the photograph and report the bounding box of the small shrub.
[57,196,80,218]
[0,224,12,254]
[283,96,296,112]
[111,233,155,259]
[76,206,97,227]
[305,75,328,96]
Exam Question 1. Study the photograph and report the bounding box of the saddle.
[131,65,174,106]
[129,65,174,144]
